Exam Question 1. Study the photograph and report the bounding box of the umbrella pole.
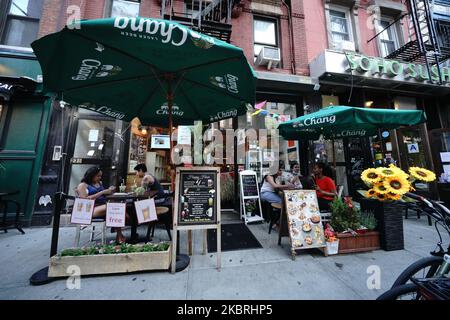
[331,139,336,170]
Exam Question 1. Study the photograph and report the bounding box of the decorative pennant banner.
[255,100,267,110]
[251,109,262,116]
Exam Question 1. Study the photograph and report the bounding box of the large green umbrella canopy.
[31,17,256,126]
[278,106,427,140]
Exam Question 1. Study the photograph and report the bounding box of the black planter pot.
[359,199,404,251]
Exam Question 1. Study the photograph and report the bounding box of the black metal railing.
[435,19,450,50]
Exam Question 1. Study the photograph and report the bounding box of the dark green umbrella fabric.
[278,106,427,140]
[31,17,256,125]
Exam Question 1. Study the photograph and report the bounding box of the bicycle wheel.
[377,284,422,300]
[392,256,443,288]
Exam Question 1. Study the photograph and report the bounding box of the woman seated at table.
[77,166,126,244]
[313,162,337,211]
[134,164,166,205]
[260,168,295,206]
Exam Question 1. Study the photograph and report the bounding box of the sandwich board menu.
[178,170,218,225]
[283,190,326,258]
[172,167,221,273]
[239,170,264,224]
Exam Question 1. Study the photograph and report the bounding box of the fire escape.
[161,0,242,43]
[372,0,450,84]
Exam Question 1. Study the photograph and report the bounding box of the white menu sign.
[106,203,126,227]
[134,198,158,224]
[71,198,95,225]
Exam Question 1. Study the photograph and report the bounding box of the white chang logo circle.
[209,74,239,94]
[72,59,122,81]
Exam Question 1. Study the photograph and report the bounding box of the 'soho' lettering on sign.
[114,17,188,47]
[295,115,336,127]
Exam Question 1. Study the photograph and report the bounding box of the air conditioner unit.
[335,40,356,52]
[255,46,281,69]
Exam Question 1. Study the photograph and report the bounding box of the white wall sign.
[106,203,126,227]
[177,126,192,145]
[134,198,157,224]
[407,143,419,154]
[71,198,95,225]
[88,129,99,142]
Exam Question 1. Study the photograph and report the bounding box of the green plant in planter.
[59,242,170,257]
[360,211,377,231]
[330,197,361,233]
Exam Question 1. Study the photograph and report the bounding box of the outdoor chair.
[74,219,107,247]
[0,190,24,234]
[146,206,172,241]
[268,203,281,234]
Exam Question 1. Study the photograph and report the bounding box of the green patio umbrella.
[278,106,427,141]
[31,17,256,127]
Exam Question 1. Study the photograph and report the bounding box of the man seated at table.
[134,164,167,204]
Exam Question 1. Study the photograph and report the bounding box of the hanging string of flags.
[251,101,290,122]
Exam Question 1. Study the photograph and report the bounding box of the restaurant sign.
[346,53,450,84]
[309,50,450,88]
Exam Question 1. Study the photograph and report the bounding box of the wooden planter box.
[337,231,380,254]
[48,245,172,277]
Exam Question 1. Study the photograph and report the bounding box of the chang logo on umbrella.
[209,109,238,122]
[114,17,189,47]
[209,74,239,94]
[335,129,367,138]
[156,104,184,116]
[72,59,122,81]
[293,115,336,127]
[80,102,126,120]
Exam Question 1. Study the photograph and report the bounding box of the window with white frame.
[253,17,279,62]
[329,7,354,46]
[109,0,140,18]
[379,18,399,57]
[0,0,44,48]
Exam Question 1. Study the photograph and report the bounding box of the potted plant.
[324,224,339,255]
[359,165,437,251]
[330,197,380,254]
[48,242,171,277]
[358,211,377,234]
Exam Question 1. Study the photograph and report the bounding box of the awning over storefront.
[310,50,450,96]
[255,71,315,94]
[0,76,38,100]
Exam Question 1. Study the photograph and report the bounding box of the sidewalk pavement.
[0,215,442,300]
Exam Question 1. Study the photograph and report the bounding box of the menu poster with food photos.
[134,198,158,225]
[283,190,326,250]
[71,198,95,225]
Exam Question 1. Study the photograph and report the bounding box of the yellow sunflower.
[375,192,388,202]
[373,182,389,194]
[377,166,408,179]
[365,189,377,198]
[386,192,402,201]
[409,167,436,182]
[383,176,410,195]
[361,168,381,185]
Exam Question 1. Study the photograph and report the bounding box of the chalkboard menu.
[178,170,218,225]
[242,175,259,197]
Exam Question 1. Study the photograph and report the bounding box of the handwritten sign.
[178,170,217,225]
[134,198,157,224]
[241,174,259,197]
[106,203,126,227]
[71,198,95,225]
[283,190,326,250]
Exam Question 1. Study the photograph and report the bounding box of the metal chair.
[0,191,24,234]
[74,218,107,247]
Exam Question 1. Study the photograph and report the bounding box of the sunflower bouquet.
[361,164,436,202]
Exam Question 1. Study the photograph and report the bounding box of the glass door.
[397,125,433,195]
[67,118,117,196]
